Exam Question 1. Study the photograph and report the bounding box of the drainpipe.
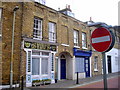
[10,6,19,89]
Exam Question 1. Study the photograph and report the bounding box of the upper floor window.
[94,56,98,71]
[82,32,87,48]
[33,17,42,40]
[48,22,56,42]
[74,30,79,46]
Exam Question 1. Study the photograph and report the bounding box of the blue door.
[61,59,66,79]
[85,57,90,77]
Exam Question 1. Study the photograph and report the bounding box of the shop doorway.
[60,54,66,79]
[107,56,112,73]
[61,59,66,79]
[85,57,90,77]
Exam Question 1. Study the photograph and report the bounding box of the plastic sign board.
[91,27,115,52]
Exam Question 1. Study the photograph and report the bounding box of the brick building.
[0,1,105,87]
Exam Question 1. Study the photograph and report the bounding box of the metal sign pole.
[102,52,108,90]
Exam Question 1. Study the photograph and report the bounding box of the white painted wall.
[106,48,120,74]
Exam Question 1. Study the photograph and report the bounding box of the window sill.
[49,39,56,43]
[74,46,80,48]
[33,38,42,40]
[82,47,87,50]
[49,41,56,43]
[94,69,98,72]
[61,44,69,47]
[42,74,49,76]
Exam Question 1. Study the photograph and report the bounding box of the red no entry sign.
[91,27,115,52]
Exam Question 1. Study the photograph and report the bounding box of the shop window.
[75,57,84,72]
[32,58,40,75]
[31,51,49,76]
[94,56,98,71]
[48,22,56,42]
[32,51,40,55]
[41,58,48,74]
[42,52,49,56]
[82,32,87,49]
[33,17,42,40]
[74,30,79,46]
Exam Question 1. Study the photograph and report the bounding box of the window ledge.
[33,38,42,41]
[82,47,88,50]
[61,44,69,47]
[94,69,98,72]
[74,46,80,48]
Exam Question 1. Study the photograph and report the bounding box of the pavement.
[27,72,120,89]
[2,72,120,90]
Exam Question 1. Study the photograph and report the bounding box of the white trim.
[61,44,69,47]
[74,46,80,48]
[58,57,60,80]
[0,84,19,89]
[94,69,98,72]
[82,47,87,50]
[92,35,110,44]
[90,57,92,77]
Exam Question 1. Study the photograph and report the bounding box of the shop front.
[73,48,92,79]
[23,38,57,87]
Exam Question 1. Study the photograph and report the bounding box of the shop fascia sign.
[24,41,57,51]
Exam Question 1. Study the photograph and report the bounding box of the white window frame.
[48,22,56,42]
[94,56,98,71]
[33,17,42,40]
[73,30,79,47]
[0,8,2,37]
[31,51,50,78]
[82,32,87,49]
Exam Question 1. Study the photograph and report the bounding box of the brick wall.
[0,1,2,85]
[2,2,100,84]
[2,2,23,84]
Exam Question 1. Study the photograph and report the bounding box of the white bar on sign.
[92,36,110,44]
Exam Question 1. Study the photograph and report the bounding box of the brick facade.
[1,2,112,85]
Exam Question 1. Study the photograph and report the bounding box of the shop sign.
[24,41,57,51]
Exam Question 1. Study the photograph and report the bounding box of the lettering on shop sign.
[24,41,56,51]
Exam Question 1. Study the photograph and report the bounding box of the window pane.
[94,56,98,69]
[33,17,42,40]
[32,51,40,55]
[42,52,49,56]
[75,57,84,72]
[74,30,79,46]
[49,22,56,42]
[82,32,87,47]
[32,58,40,75]
[41,58,48,74]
